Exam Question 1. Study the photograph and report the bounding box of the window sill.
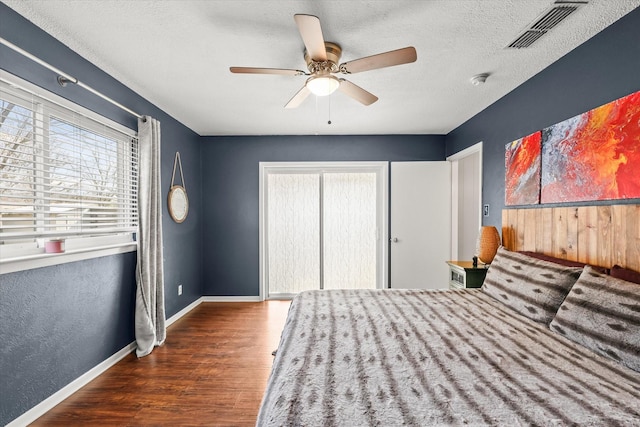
[0,242,137,274]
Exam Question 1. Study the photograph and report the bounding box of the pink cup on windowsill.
[45,239,65,253]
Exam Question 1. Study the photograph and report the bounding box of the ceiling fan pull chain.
[315,95,319,134]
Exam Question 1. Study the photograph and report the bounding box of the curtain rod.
[0,36,144,120]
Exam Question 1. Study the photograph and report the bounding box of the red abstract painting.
[541,90,640,203]
[505,131,541,206]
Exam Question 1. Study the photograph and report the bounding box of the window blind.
[0,78,138,246]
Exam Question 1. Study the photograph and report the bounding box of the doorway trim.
[258,161,389,301]
[447,141,483,260]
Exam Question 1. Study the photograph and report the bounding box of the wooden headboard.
[502,204,640,271]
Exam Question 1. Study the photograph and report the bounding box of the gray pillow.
[482,246,582,324]
[550,266,640,372]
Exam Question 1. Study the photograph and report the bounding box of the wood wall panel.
[552,207,568,259]
[540,208,553,255]
[502,205,640,272]
[597,205,613,267]
[523,209,537,252]
[577,206,597,266]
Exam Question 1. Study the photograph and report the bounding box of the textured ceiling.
[4,1,640,136]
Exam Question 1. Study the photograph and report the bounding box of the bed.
[257,206,640,426]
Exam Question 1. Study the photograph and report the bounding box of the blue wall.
[2,2,640,425]
[0,254,137,421]
[200,135,446,296]
[446,7,640,229]
[0,4,202,424]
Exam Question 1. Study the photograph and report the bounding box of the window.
[0,73,138,271]
[259,162,389,299]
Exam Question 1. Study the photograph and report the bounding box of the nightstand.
[446,261,489,289]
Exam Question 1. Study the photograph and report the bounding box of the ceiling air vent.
[507,1,588,49]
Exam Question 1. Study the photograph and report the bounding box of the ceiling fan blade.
[230,67,305,76]
[339,47,417,74]
[338,79,378,106]
[294,14,327,61]
[285,86,311,109]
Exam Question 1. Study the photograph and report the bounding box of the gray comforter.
[257,289,640,426]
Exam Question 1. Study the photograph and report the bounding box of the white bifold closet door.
[265,167,381,298]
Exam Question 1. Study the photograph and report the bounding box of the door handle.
[391,237,399,242]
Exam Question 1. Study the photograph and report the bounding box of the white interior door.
[390,161,451,289]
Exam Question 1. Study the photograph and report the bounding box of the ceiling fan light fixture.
[306,74,340,96]
[230,15,417,108]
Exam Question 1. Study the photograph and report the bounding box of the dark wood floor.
[31,301,291,426]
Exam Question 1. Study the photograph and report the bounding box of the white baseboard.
[7,342,136,427]
[202,295,262,302]
[8,298,204,427]
[166,297,203,327]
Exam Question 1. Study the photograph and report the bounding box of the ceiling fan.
[230,14,417,108]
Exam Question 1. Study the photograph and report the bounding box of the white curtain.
[267,171,377,294]
[135,116,166,357]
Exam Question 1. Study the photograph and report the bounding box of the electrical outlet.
[483,204,490,217]
[178,284,183,296]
